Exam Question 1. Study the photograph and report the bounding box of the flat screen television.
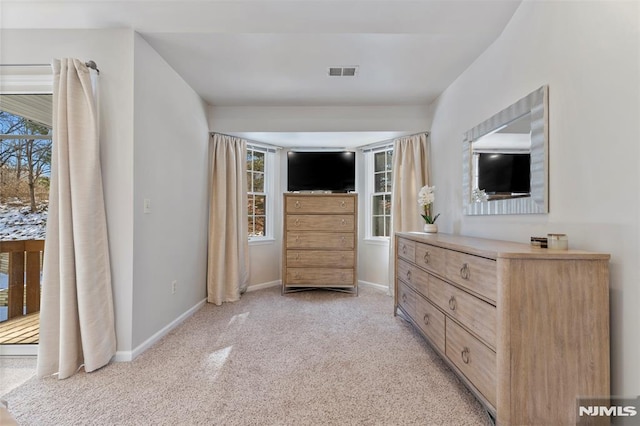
[287,151,355,192]
[478,153,531,194]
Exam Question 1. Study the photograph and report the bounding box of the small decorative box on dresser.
[283,193,358,294]
[394,232,610,426]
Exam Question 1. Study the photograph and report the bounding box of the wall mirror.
[462,85,549,215]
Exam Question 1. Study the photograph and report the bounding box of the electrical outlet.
[171,280,177,294]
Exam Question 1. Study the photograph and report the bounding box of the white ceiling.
[0,0,523,146]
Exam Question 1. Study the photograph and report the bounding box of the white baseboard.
[358,280,390,293]
[0,344,38,357]
[246,280,281,292]
[114,298,207,362]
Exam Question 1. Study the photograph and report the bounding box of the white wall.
[209,105,430,133]
[428,0,640,396]
[0,29,211,358]
[244,149,285,290]
[132,35,210,348]
[0,29,137,353]
[355,148,393,288]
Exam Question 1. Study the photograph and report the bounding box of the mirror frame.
[462,85,549,215]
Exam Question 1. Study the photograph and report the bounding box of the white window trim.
[248,145,276,243]
[0,65,53,94]
[363,145,393,242]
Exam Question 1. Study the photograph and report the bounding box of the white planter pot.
[423,223,438,233]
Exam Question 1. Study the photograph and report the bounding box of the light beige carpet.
[0,357,36,396]
[1,285,492,425]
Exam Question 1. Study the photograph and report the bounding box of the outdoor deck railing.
[0,239,44,320]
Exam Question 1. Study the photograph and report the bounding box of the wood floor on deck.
[0,313,39,344]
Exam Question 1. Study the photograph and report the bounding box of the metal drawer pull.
[295,253,300,260]
[423,251,430,264]
[402,245,407,254]
[461,347,470,364]
[341,236,346,245]
[295,235,300,242]
[294,200,301,209]
[402,293,407,303]
[423,314,430,326]
[341,219,346,226]
[294,218,300,226]
[460,263,470,280]
[448,296,457,311]
[340,201,346,208]
[406,270,412,281]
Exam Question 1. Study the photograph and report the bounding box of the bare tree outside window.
[0,111,51,212]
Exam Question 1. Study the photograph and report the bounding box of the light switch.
[144,198,151,214]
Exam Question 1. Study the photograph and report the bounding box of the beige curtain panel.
[37,59,116,379]
[388,133,430,294]
[207,134,250,305]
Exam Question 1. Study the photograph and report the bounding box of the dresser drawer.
[415,296,445,353]
[286,268,354,286]
[397,238,416,263]
[286,196,355,214]
[429,275,496,348]
[397,281,417,318]
[415,243,446,277]
[445,251,497,302]
[286,250,354,268]
[397,259,428,297]
[445,318,496,408]
[286,214,355,231]
[286,232,354,249]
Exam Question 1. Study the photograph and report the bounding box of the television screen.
[287,151,355,192]
[478,153,530,194]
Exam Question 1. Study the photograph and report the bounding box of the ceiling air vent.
[328,66,359,77]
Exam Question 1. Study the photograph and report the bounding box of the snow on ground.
[0,202,47,241]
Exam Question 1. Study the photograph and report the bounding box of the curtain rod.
[358,131,430,152]
[0,60,99,74]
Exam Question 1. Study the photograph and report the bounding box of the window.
[1,96,51,331]
[370,147,393,238]
[247,147,266,238]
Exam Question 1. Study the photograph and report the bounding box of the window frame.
[247,144,275,243]
[364,144,394,241]
[0,67,52,357]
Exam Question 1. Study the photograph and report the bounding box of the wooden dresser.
[282,193,358,294]
[394,232,610,425]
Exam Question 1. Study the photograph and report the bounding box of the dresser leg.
[485,408,496,425]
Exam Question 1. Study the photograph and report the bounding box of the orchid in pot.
[418,185,440,233]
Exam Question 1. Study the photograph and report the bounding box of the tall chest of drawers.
[283,193,357,294]
[394,232,610,425]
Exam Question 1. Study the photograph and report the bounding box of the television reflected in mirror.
[463,85,549,215]
[473,112,532,200]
